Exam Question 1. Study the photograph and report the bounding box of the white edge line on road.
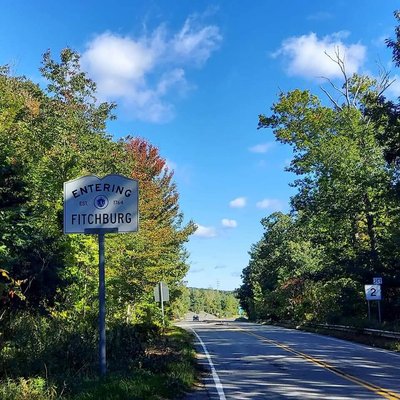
[191,328,226,400]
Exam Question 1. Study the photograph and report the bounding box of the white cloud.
[256,198,283,211]
[82,33,155,88]
[172,16,222,65]
[273,31,366,80]
[81,16,221,123]
[221,218,237,228]
[193,224,217,238]
[249,142,273,154]
[229,197,246,208]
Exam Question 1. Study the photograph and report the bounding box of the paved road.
[177,320,400,400]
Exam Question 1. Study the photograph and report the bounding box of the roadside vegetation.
[238,11,400,330]
[179,287,240,318]
[1,321,198,399]
[0,48,197,398]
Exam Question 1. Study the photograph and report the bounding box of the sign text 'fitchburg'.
[64,174,138,234]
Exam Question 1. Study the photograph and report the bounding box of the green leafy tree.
[102,137,196,323]
[259,64,394,275]
[240,52,400,323]
[0,48,195,327]
[189,287,239,317]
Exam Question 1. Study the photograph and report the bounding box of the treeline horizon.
[176,286,240,318]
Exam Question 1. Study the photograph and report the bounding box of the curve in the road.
[239,326,400,400]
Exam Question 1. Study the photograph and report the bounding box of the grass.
[68,326,198,399]
[0,326,198,400]
[0,377,58,400]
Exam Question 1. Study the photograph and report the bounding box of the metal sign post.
[378,300,382,324]
[154,282,169,326]
[373,278,383,324]
[364,284,382,323]
[159,282,165,326]
[98,233,106,376]
[64,174,138,377]
[84,227,117,377]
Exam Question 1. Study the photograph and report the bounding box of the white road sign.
[154,282,169,302]
[64,174,138,234]
[364,284,382,301]
[373,277,383,285]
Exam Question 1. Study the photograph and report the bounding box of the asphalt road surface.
[177,320,400,400]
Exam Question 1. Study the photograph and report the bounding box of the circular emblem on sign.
[94,195,109,210]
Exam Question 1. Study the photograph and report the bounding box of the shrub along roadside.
[69,327,199,400]
[0,320,198,400]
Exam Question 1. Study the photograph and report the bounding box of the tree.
[0,67,69,312]
[239,53,400,323]
[259,67,393,276]
[101,137,196,323]
[0,48,197,391]
[0,49,195,326]
[188,287,239,317]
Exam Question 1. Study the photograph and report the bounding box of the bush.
[0,377,57,400]
[107,322,161,371]
[255,278,366,324]
[0,311,195,399]
[301,278,365,323]
[0,311,97,379]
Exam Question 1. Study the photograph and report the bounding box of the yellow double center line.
[238,327,400,400]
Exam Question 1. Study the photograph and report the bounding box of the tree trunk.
[364,193,379,268]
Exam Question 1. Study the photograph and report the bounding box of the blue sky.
[1,1,399,290]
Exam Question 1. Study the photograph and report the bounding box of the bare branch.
[319,75,344,95]
[324,48,351,107]
[320,85,343,110]
[380,78,397,97]
[319,75,344,110]
[375,62,396,97]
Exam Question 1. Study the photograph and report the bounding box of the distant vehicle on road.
[193,315,199,321]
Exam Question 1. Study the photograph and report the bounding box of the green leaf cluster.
[188,287,240,317]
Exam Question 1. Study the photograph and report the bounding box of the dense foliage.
[188,287,240,317]
[0,48,195,397]
[238,12,400,326]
